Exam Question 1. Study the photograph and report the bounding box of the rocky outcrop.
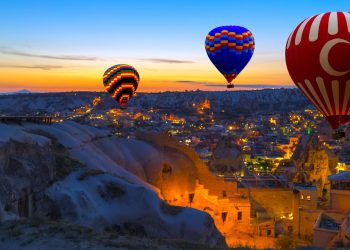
[0,218,226,250]
[135,132,251,240]
[275,159,298,182]
[292,134,338,196]
[209,137,244,174]
[0,122,225,246]
[0,124,56,221]
[47,169,224,246]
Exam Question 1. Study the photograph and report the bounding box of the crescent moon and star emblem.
[319,38,350,76]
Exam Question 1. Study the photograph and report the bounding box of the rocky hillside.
[0,88,311,116]
[0,121,225,247]
[0,218,229,250]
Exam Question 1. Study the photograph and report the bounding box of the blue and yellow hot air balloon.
[205,26,255,88]
[103,64,139,107]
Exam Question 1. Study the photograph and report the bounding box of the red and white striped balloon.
[285,12,350,129]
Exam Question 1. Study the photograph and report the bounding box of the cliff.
[292,134,338,196]
[0,121,225,246]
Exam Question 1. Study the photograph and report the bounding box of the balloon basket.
[332,130,345,140]
[227,84,234,89]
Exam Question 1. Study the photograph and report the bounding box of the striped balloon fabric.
[103,64,140,106]
[205,26,255,85]
[285,12,350,129]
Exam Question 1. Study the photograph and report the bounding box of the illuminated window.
[300,194,304,200]
[306,195,311,201]
[237,211,242,221]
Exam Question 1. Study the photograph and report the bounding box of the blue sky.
[0,0,348,91]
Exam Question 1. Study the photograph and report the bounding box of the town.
[48,91,350,248]
[0,90,349,248]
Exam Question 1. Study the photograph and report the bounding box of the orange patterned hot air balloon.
[103,64,140,107]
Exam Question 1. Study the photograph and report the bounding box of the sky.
[0,0,348,92]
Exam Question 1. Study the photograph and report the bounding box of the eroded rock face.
[47,169,225,246]
[0,122,225,246]
[275,159,298,182]
[0,124,55,220]
[292,134,338,196]
[209,137,244,174]
[94,137,198,201]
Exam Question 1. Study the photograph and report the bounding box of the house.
[328,171,350,213]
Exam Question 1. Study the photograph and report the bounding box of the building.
[313,213,342,248]
[292,184,320,239]
[328,171,350,213]
[310,171,350,248]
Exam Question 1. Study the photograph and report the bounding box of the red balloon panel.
[285,12,350,129]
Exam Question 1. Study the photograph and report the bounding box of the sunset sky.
[0,0,348,92]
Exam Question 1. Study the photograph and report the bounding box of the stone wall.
[244,188,293,219]
[330,190,350,213]
[298,209,321,240]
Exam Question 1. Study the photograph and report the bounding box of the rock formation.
[292,134,338,197]
[209,137,244,174]
[0,122,225,246]
[0,124,56,221]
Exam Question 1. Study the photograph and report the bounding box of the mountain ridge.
[0,88,312,115]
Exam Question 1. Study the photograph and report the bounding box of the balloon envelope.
[285,12,350,129]
[103,64,139,106]
[205,26,255,84]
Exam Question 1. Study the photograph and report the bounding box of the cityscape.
[0,0,349,249]
[0,89,348,248]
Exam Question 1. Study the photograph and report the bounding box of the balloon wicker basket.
[332,130,346,140]
[227,84,234,89]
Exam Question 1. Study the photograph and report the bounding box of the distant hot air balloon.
[285,12,350,138]
[103,64,139,107]
[205,26,255,88]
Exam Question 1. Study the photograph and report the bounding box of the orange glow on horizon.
[0,58,293,92]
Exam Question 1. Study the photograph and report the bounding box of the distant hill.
[0,88,313,115]
[131,88,311,114]
[0,89,32,95]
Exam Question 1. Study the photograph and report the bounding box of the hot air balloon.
[285,12,350,139]
[205,26,255,88]
[103,64,139,107]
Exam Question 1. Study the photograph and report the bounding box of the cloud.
[0,64,63,70]
[140,58,195,64]
[175,81,295,89]
[176,80,204,84]
[204,83,295,89]
[0,49,100,61]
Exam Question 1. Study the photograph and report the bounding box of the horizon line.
[0,86,297,94]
